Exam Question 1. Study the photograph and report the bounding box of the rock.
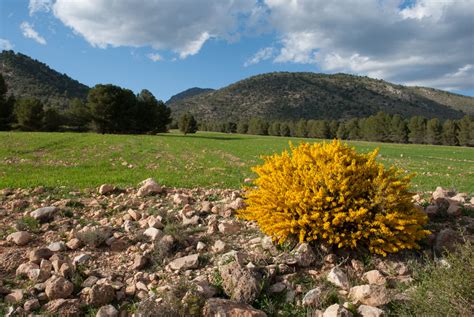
[148,217,164,229]
[212,240,226,253]
[16,262,39,278]
[127,209,142,221]
[48,241,67,252]
[447,204,462,217]
[137,178,161,197]
[73,253,91,265]
[434,228,461,254]
[323,304,353,317]
[218,220,241,234]
[168,254,200,271]
[66,238,82,250]
[357,305,385,317]
[4,290,23,304]
[294,243,316,267]
[202,298,267,317]
[99,184,115,195]
[219,262,261,304]
[7,231,33,246]
[348,285,389,307]
[450,193,466,204]
[88,284,115,307]
[109,238,129,251]
[269,282,286,294]
[226,198,245,210]
[43,299,82,316]
[29,248,53,264]
[82,276,99,288]
[327,267,350,289]
[45,276,74,300]
[132,254,149,270]
[196,241,206,251]
[193,276,218,299]
[201,201,213,213]
[424,205,439,218]
[96,305,119,317]
[363,270,386,285]
[432,187,449,201]
[24,298,40,312]
[30,206,58,222]
[183,215,200,226]
[303,287,322,306]
[143,227,163,241]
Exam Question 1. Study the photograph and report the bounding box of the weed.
[15,216,40,232]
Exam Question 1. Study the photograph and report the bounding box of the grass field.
[0,131,473,193]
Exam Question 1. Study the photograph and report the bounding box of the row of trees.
[200,112,474,146]
[0,74,172,134]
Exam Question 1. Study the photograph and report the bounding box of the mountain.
[166,87,215,104]
[168,72,474,122]
[0,50,89,109]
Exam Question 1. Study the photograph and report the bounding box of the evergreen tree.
[328,120,339,139]
[135,89,171,133]
[248,117,268,135]
[425,118,443,145]
[223,122,237,133]
[442,119,458,146]
[0,73,15,130]
[345,118,361,140]
[268,122,281,136]
[389,115,408,143]
[457,115,473,146]
[360,112,391,142]
[65,98,91,131]
[279,122,291,137]
[336,122,348,139]
[408,116,426,144]
[14,99,44,131]
[307,120,329,139]
[236,121,248,134]
[43,108,63,131]
[295,119,308,137]
[178,113,198,135]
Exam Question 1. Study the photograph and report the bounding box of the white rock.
[357,305,385,317]
[363,270,386,285]
[168,254,200,271]
[96,304,118,317]
[348,285,389,307]
[137,178,162,197]
[30,206,58,222]
[98,184,115,195]
[212,240,226,253]
[143,227,163,241]
[327,267,350,289]
[73,254,91,265]
[323,304,353,317]
[218,221,241,234]
[196,242,206,251]
[7,231,33,246]
[48,242,67,252]
[302,287,322,306]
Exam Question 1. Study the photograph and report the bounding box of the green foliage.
[389,114,408,143]
[14,98,44,131]
[0,73,15,130]
[248,117,269,135]
[43,108,64,132]
[178,113,198,134]
[65,98,91,131]
[425,118,442,145]
[408,116,427,144]
[442,119,458,146]
[457,115,473,146]
[15,216,40,232]
[136,89,171,133]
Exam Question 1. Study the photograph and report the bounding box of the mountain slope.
[166,87,214,104]
[168,72,474,121]
[0,50,89,109]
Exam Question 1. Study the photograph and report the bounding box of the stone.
[323,304,353,317]
[196,241,206,251]
[88,284,115,307]
[447,204,462,217]
[183,215,200,226]
[432,187,449,201]
[48,241,67,252]
[23,298,40,312]
[357,305,385,317]
[212,240,226,253]
[73,253,91,265]
[363,270,386,285]
[148,217,164,229]
[269,282,286,294]
[5,290,23,304]
[202,298,267,317]
[143,227,163,241]
[226,198,245,210]
[82,276,99,288]
[168,254,200,271]
[294,243,316,267]
[66,238,82,250]
[30,206,58,222]
[16,262,39,278]
[99,184,115,195]
[303,287,322,306]
[127,209,142,221]
[132,254,149,270]
[43,299,82,316]
[434,228,461,254]
[327,267,350,289]
[45,275,74,300]
[424,205,439,218]
[96,305,119,317]
[218,220,241,234]
[137,178,162,197]
[29,248,54,264]
[7,231,33,246]
[348,284,389,307]
[201,201,213,213]
[193,276,218,299]
[219,262,261,304]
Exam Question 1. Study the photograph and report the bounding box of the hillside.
[168,72,474,121]
[0,50,89,109]
[166,87,214,104]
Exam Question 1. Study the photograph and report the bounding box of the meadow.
[0,131,473,193]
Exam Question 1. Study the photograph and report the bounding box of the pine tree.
[178,113,198,135]
[279,122,291,137]
[295,119,308,137]
[336,122,347,139]
[307,120,329,139]
[14,99,44,131]
[345,118,361,140]
[389,115,408,143]
[236,121,248,134]
[0,73,15,130]
[442,120,458,146]
[268,122,281,136]
[457,115,473,146]
[408,116,426,144]
[248,118,268,135]
[43,108,63,131]
[425,118,442,145]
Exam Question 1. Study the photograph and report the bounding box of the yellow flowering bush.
[238,140,430,256]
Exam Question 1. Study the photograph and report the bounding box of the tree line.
[0,74,171,134]
[199,112,474,146]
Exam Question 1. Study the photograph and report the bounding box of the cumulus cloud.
[147,53,163,62]
[244,47,275,67]
[0,39,14,50]
[260,0,474,90]
[20,22,47,45]
[49,0,257,59]
[29,0,53,16]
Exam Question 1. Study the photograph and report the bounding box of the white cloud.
[29,0,53,16]
[260,0,474,91]
[244,47,275,67]
[0,39,14,50]
[147,53,163,62]
[51,0,257,59]
[20,22,47,45]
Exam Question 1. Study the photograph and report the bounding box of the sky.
[0,0,473,101]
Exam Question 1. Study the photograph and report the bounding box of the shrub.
[238,140,430,256]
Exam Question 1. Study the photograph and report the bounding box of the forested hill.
[168,72,474,121]
[0,50,89,109]
[166,87,214,104]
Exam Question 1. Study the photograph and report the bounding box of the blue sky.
[1,0,473,101]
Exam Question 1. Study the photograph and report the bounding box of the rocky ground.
[0,179,473,317]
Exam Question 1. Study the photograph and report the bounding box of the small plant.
[75,227,111,247]
[15,216,40,232]
[239,140,430,256]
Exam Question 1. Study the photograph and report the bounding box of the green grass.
[0,131,473,193]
